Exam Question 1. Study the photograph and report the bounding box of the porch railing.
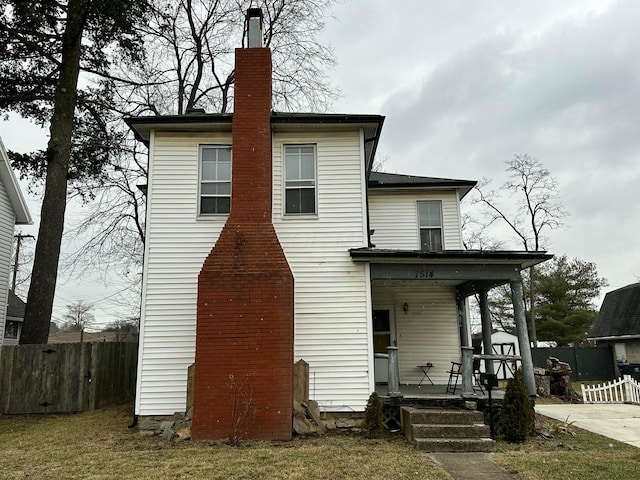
[461,347,522,396]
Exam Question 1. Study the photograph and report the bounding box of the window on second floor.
[418,200,443,251]
[284,144,316,215]
[199,145,231,215]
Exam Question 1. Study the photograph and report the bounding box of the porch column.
[461,346,475,397]
[457,294,470,347]
[479,289,495,375]
[511,279,536,397]
[387,346,402,398]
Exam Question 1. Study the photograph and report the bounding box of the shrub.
[363,392,386,438]
[498,372,534,443]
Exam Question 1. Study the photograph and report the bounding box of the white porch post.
[457,295,470,348]
[479,289,495,375]
[461,346,475,397]
[387,346,402,398]
[511,279,537,397]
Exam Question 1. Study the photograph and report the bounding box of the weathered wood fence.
[581,375,640,405]
[0,342,137,414]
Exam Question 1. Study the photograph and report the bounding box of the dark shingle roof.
[590,283,640,338]
[6,290,26,319]
[368,172,476,198]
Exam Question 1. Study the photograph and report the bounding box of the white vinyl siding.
[369,191,463,250]
[274,130,371,411]
[137,128,372,415]
[372,284,460,384]
[0,181,16,346]
[136,131,230,415]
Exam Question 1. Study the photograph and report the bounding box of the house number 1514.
[415,270,435,278]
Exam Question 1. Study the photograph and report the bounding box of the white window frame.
[198,144,232,216]
[417,200,443,251]
[283,144,317,216]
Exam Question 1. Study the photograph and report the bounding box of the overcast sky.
[1,0,639,324]
[321,0,640,298]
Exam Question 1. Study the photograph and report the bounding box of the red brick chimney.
[192,9,294,441]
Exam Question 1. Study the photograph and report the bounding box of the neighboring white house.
[2,289,27,346]
[126,10,551,440]
[0,137,33,347]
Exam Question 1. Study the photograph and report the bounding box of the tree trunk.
[20,0,88,344]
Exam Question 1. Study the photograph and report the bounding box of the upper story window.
[199,145,231,215]
[418,200,443,251]
[284,144,316,215]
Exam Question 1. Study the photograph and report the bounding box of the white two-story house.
[126,9,550,441]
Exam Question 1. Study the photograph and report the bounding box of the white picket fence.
[581,375,640,404]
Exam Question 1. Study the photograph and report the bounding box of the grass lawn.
[494,411,640,480]
[2,403,640,479]
[0,404,449,480]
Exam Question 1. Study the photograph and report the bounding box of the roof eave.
[0,137,33,225]
[588,334,640,341]
[349,248,553,269]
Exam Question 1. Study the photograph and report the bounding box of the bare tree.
[472,154,568,344]
[61,300,96,333]
[63,0,338,316]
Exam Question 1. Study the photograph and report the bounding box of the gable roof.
[6,290,26,320]
[0,137,32,225]
[590,283,640,339]
[368,172,477,198]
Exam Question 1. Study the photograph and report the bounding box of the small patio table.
[417,363,434,386]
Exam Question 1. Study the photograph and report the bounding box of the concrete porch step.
[415,438,495,453]
[411,423,490,439]
[401,406,495,453]
[402,407,485,425]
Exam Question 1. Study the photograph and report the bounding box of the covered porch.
[350,248,553,399]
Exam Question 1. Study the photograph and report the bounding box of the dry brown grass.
[0,404,449,480]
[493,412,640,480]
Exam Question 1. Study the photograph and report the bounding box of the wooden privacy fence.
[0,342,138,414]
[581,375,640,405]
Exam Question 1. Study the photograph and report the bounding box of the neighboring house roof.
[0,137,32,225]
[368,172,477,198]
[125,112,385,173]
[6,290,26,320]
[590,283,640,340]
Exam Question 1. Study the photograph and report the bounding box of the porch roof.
[350,248,553,296]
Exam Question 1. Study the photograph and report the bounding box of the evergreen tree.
[499,373,534,443]
[1,0,149,343]
[363,392,385,438]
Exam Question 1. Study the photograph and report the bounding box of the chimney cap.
[246,8,263,48]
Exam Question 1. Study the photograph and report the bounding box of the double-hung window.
[418,200,443,251]
[199,145,231,215]
[284,144,316,215]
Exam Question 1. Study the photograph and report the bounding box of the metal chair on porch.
[472,358,485,394]
[446,361,462,393]
[446,360,485,394]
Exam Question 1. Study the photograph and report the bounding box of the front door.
[373,307,396,383]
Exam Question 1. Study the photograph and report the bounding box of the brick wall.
[192,46,295,441]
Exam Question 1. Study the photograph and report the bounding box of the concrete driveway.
[536,403,640,448]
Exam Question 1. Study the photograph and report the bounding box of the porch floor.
[375,383,506,402]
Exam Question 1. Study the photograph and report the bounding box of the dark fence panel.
[531,346,615,381]
[0,342,137,414]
